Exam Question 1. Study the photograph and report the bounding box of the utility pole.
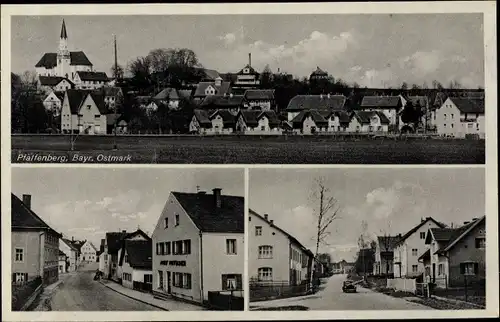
[113,34,118,150]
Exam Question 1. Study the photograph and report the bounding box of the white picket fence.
[387,278,417,293]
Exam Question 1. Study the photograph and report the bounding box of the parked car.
[342,280,357,293]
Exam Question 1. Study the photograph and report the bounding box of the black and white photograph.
[10,13,486,164]
[10,168,244,311]
[248,168,486,311]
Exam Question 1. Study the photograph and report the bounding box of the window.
[258,245,273,259]
[258,267,273,281]
[104,254,108,261]
[451,114,454,119]
[222,274,242,290]
[15,248,24,262]
[255,226,262,236]
[226,239,237,255]
[444,114,447,120]
[95,115,100,119]
[412,265,418,273]
[183,240,191,255]
[165,242,171,255]
[451,124,454,128]
[475,237,486,249]
[460,262,479,275]
[87,105,91,110]
[175,214,180,226]
[173,272,184,287]
[124,255,128,263]
[13,272,28,283]
[159,242,165,255]
[477,123,480,130]
[144,274,153,284]
[443,124,446,128]
[438,264,444,276]
[122,273,132,281]
[164,217,168,229]
[420,232,426,239]
[468,123,473,129]
[183,273,192,289]
[412,248,418,256]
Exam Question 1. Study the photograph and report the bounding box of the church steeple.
[60,19,68,39]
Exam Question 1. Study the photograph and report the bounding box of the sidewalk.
[32,279,64,311]
[99,279,205,311]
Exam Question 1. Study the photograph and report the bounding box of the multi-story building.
[355,95,406,128]
[232,53,260,93]
[433,97,485,138]
[152,188,244,305]
[248,210,313,287]
[393,217,445,278]
[117,239,153,291]
[11,193,61,286]
[243,89,275,111]
[60,237,79,272]
[235,110,282,135]
[60,89,109,134]
[79,240,97,262]
[309,66,329,82]
[373,235,401,276]
[285,94,347,122]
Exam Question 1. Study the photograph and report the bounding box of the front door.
[432,263,436,282]
[167,271,171,294]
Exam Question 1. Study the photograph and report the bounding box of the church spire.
[60,19,68,39]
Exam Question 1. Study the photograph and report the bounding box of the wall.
[248,213,290,283]
[152,193,202,303]
[202,232,244,299]
[81,242,96,262]
[12,231,43,280]
[43,93,62,114]
[247,100,271,111]
[387,278,417,293]
[298,116,327,134]
[287,111,300,122]
[59,240,76,272]
[402,220,442,277]
[435,98,485,138]
[99,252,106,272]
[244,116,283,135]
[44,231,59,285]
[75,95,107,135]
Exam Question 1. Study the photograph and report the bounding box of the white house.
[373,235,401,276]
[434,97,485,138]
[189,110,235,135]
[347,111,390,133]
[393,217,446,278]
[58,250,67,274]
[117,239,153,292]
[248,210,313,290]
[43,91,65,115]
[60,238,79,272]
[235,110,282,135]
[233,53,260,90]
[285,94,346,122]
[193,77,231,102]
[152,88,192,110]
[243,89,275,111]
[38,76,74,94]
[79,241,97,263]
[60,89,109,134]
[152,188,244,306]
[357,96,406,128]
[73,71,109,90]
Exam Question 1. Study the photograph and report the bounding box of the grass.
[11,134,485,164]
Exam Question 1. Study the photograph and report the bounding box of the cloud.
[399,50,443,76]
[218,33,237,46]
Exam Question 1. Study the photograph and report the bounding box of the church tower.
[57,19,71,79]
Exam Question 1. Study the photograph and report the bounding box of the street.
[50,262,158,311]
[250,274,433,310]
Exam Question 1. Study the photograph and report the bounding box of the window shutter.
[236,274,243,290]
[25,273,28,281]
[460,263,465,274]
[221,274,228,290]
[474,263,479,275]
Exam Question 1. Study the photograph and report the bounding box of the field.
[11,134,485,164]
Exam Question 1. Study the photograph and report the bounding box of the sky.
[11,14,484,88]
[12,168,244,248]
[249,168,485,262]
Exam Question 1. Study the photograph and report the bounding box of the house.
[373,235,401,276]
[152,188,244,305]
[106,113,128,134]
[98,238,106,272]
[79,240,97,263]
[117,239,153,292]
[356,95,406,127]
[60,89,109,134]
[60,237,79,272]
[153,88,192,110]
[35,20,93,82]
[434,97,485,139]
[248,210,313,287]
[43,91,65,115]
[98,86,124,109]
[393,217,446,278]
[419,216,485,288]
[285,94,346,122]
[291,109,350,134]
[233,54,260,91]
[309,66,329,82]
[38,76,74,94]
[103,229,150,281]
[193,77,231,102]
[189,109,236,135]
[243,89,275,111]
[73,71,109,90]
[11,193,62,286]
[331,260,354,274]
[347,111,390,133]
[199,94,246,115]
[58,250,67,274]
[235,110,281,135]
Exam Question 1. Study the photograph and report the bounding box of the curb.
[99,281,168,311]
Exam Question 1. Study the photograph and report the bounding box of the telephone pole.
[113,34,118,150]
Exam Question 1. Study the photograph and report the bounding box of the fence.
[431,276,486,306]
[386,278,417,293]
[249,280,311,302]
[207,291,244,311]
[11,276,43,311]
[132,281,152,293]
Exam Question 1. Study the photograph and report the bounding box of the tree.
[432,80,444,90]
[128,56,153,94]
[260,64,273,89]
[356,220,374,276]
[146,48,203,88]
[401,82,409,91]
[170,97,196,134]
[400,101,423,128]
[110,63,124,80]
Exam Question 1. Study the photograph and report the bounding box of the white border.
[2,2,498,320]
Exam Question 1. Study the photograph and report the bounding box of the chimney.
[264,214,269,221]
[22,194,31,209]
[463,221,470,225]
[72,236,74,242]
[270,219,274,225]
[472,217,479,221]
[213,188,222,208]
[248,53,251,66]
[277,67,280,73]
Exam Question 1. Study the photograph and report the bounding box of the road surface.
[50,262,158,311]
[250,274,432,310]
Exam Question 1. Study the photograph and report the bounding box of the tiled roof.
[200,95,245,109]
[106,229,151,255]
[11,194,60,236]
[291,110,328,127]
[360,96,403,108]
[38,76,73,87]
[194,67,220,80]
[193,109,212,128]
[244,89,275,101]
[60,19,68,39]
[35,51,93,69]
[435,217,485,254]
[237,64,259,75]
[172,191,244,233]
[65,89,107,114]
[119,240,153,269]
[100,87,123,97]
[61,238,78,251]
[154,88,184,100]
[76,71,108,82]
[194,81,231,97]
[238,110,280,127]
[449,97,485,114]
[353,111,390,124]
[210,110,237,126]
[395,217,446,247]
[310,66,328,76]
[286,95,346,111]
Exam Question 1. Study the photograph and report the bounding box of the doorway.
[167,271,172,294]
[432,263,436,283]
